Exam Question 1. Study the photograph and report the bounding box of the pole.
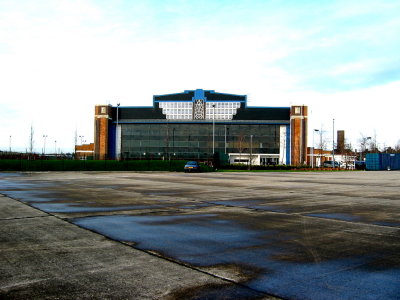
[313,129,319,168]
[116,103,120,160]
[312,131,314,168]
[43,135,47,155]
[54,140,57,156]
[74,129,77,158]
[9,135,12,153]
[212,104,215,154]
[320,127,322,167]
[332,119,335,167]
[250,134,253,170]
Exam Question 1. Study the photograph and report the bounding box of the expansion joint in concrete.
[119,241,280,300]
[0,215,52,221]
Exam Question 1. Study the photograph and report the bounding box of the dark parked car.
[323,160,340,168]
[355,161,366,170]
[184,161,201,172]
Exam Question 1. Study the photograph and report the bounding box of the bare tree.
[395,140,400,153]
[369,131,379,153]
[314,125,329,166]
[358,134,372,160]
[317,125,329,152]
[233,134,248,164]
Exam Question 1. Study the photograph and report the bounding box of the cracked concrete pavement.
[1,171,399,299]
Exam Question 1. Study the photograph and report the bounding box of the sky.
[1,0,399,153]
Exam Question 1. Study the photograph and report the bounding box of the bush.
[220,164,300,171]
[0,159,213,172]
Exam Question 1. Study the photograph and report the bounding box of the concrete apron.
[0,195,277,300]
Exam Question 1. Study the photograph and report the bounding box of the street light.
[43,135,48,155]
[54,140,57,155]
[312,129,319,168]
[116,103,120,160]
[212,104,216,154]
[9,135,12,153]
[332,119,335,167]
[250,134,253,170]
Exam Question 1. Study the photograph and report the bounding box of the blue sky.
[1,0,399,152]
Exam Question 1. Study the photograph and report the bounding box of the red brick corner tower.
[94,105,112,160]
[290,105,308,166]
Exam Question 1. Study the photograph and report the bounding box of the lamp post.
[212,104,216,155]
[312,129,319,168]
[116,103,120,160]
[319,128,323,167]
[250,134,253,170]
[332,119,335,167]
[9,135,12,153]
[43,135,48,155]
[54,140,57,156]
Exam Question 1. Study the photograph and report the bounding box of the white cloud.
[1,0,400,153]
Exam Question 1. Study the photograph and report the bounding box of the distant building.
[94,89,308,165]
[307,147,357,169]
[337,130,345,153]
[75,143,94,160]
[307,147,333,167]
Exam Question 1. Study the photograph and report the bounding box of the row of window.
[121,123,282,136]
[167,115,192,120]
[159,101,241,108]
[161,108,238,115]
[158,101,241,120]
[206,102,241,108]
[159,102,193,108]
[164,113,237,120]
[162,109,192,115]
[122,140,279,148]
[121,146,279,155]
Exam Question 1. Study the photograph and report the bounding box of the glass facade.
[120,122,281,160]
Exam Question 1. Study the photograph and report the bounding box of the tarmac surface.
[0,171,399,300]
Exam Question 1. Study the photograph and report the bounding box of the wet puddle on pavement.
[304,213,361,222]
[31,203,164,213]
[0,190,60,203]
[72,213,400,300]
[372,221,400,227]
[209,200,289,213]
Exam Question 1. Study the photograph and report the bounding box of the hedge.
[0,159,213,172]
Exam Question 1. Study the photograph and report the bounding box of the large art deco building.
[94,89,308,165]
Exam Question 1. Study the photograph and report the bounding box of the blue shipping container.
[366,153,400,170]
